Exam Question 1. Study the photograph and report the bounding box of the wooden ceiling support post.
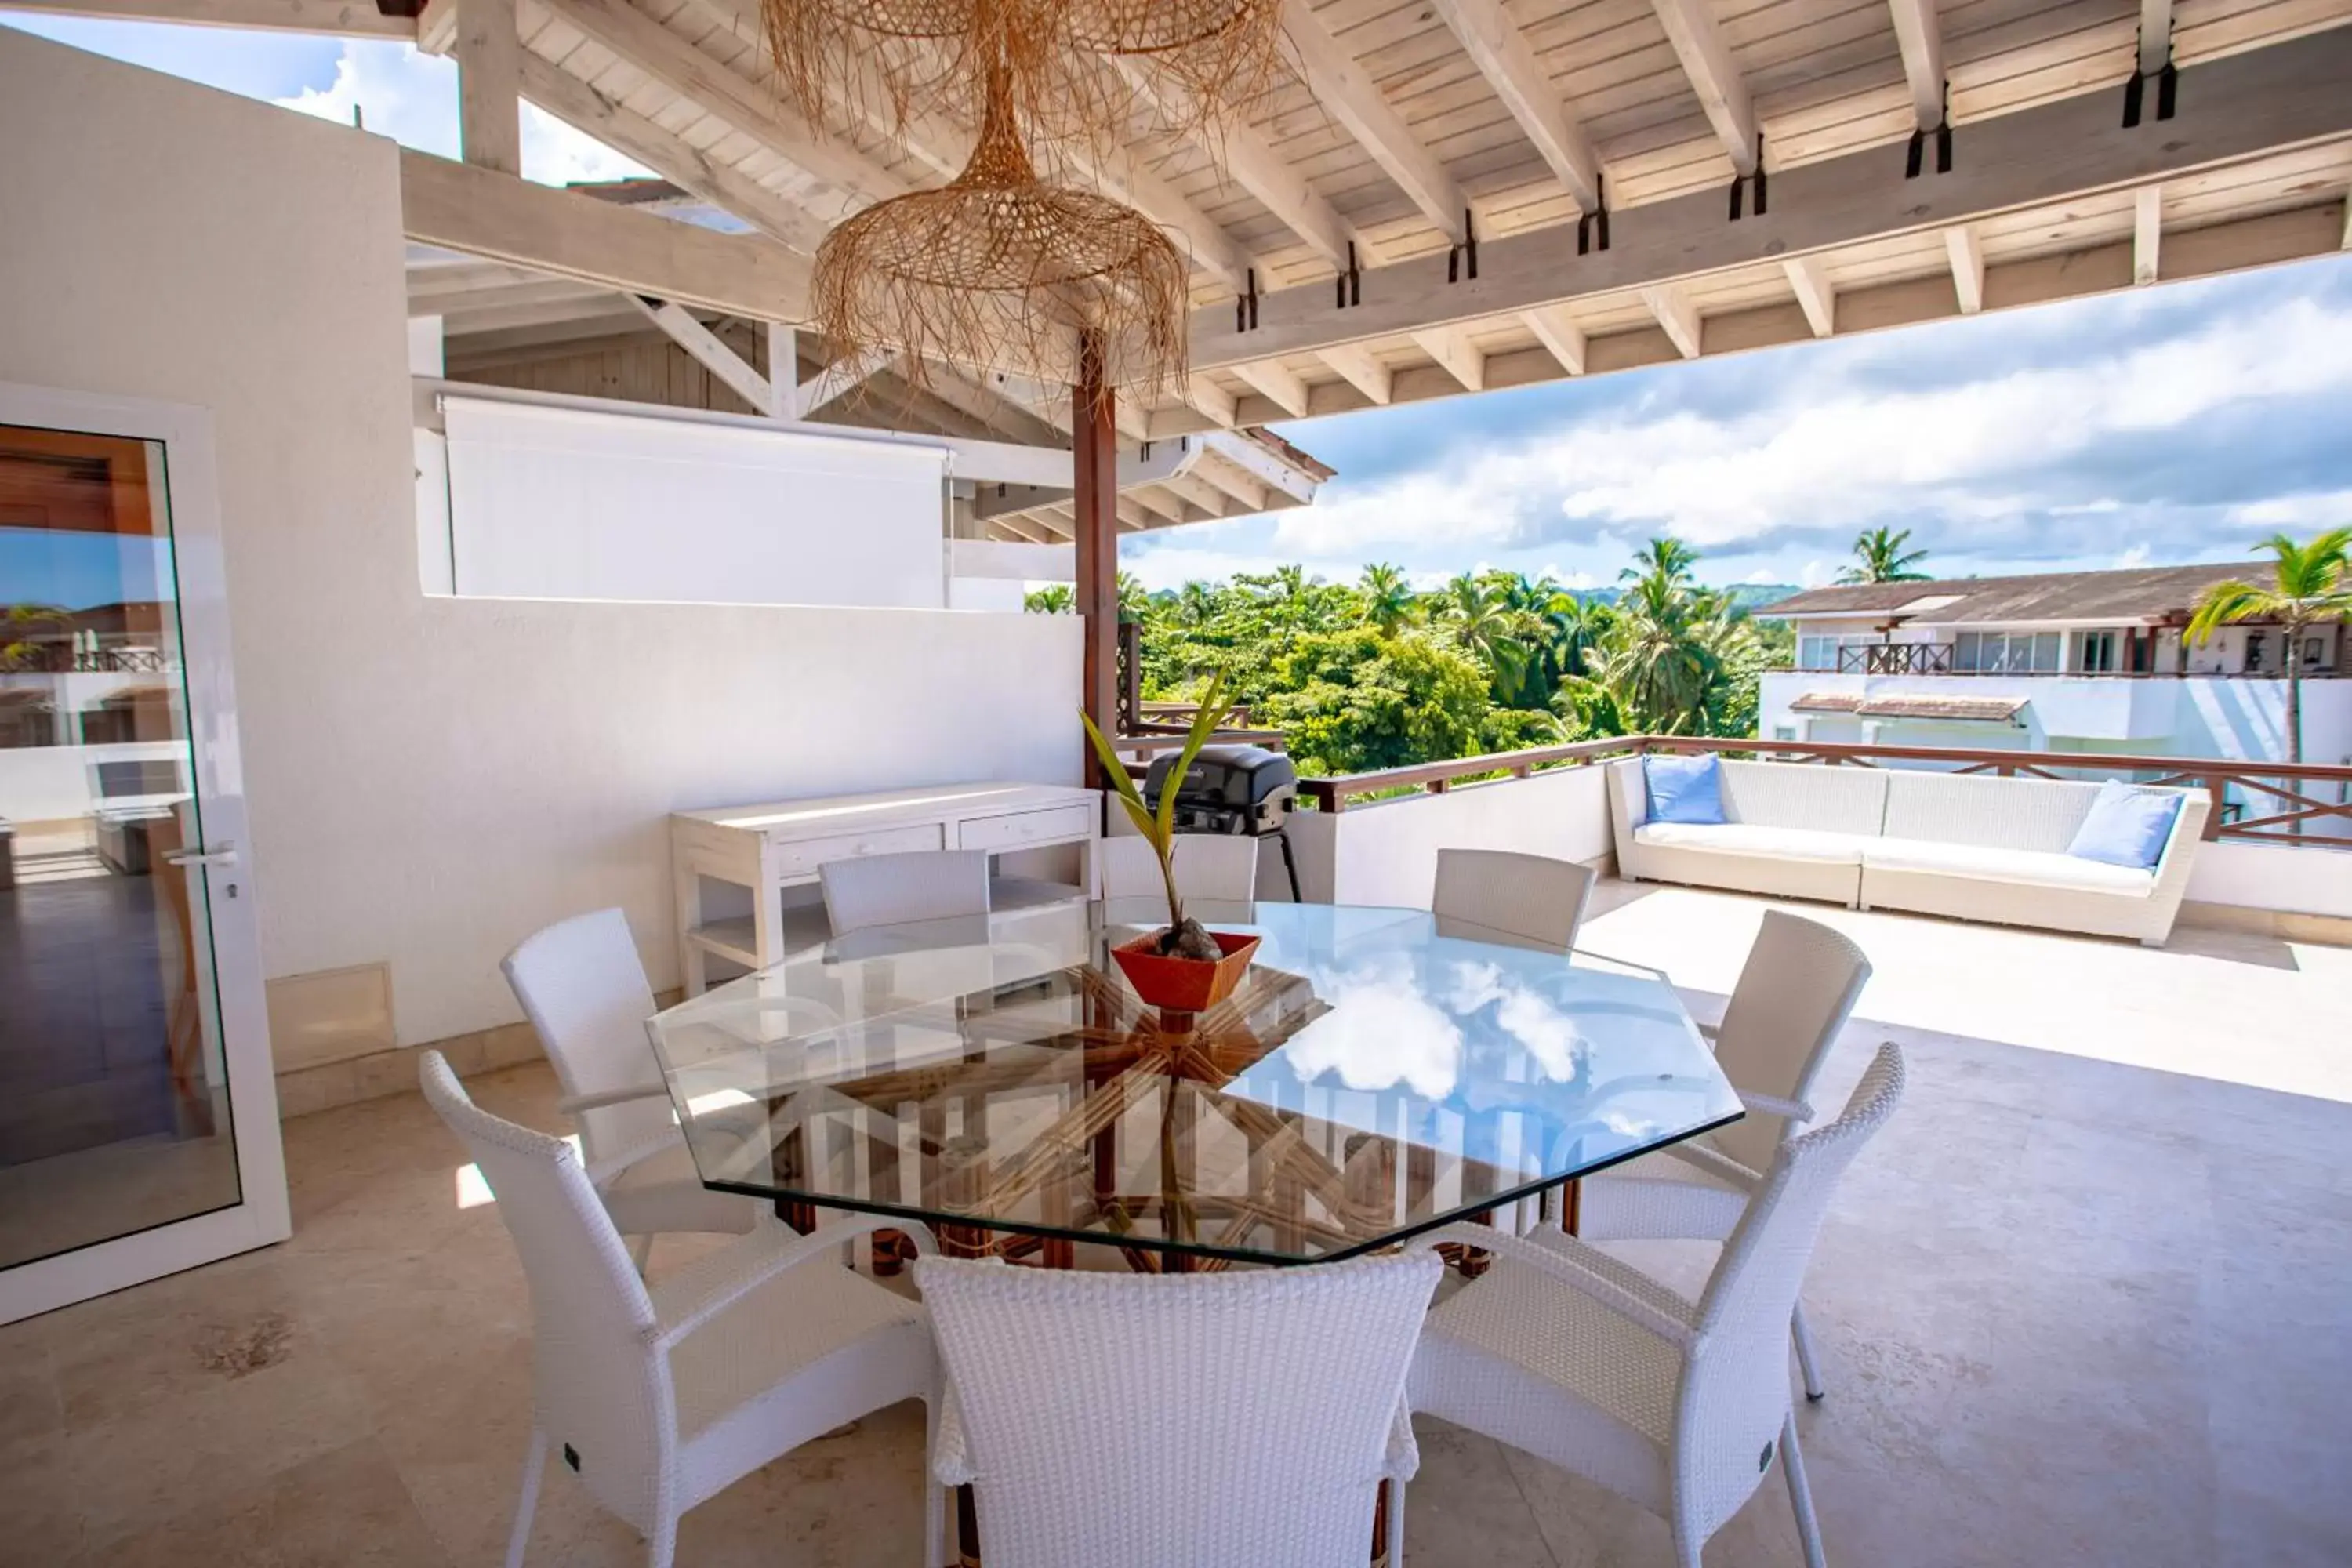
[1072,331,1120,786]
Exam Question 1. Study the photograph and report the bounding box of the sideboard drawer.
[959,804,1095,853]
[771,822,945,879]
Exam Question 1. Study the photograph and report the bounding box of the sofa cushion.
[1861,836,2156,895]
[2067,780,2183,869]
[1634,822,1867,865]
[1643,753,1726,824]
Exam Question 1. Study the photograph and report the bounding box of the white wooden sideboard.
[670,781,1101,995]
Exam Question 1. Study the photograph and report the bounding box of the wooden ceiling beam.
[2139,0,2174,78]
[399,147,811,320]
[1230,359,1312,419]
[2134,187,2162,285]
[0,0,412,34]
[533,0,906,215]
[1945,225,1984,314]
[1185,376,1240,428]
[1181,29,2352,372]
[1649,0,1759,175]
[1315,343,1393,405]
[1410,325,1486,390]
[1781,255,1835,337]
[1282,0,1468,242]
[1116,57,1357,268]
[1886,0,1945,133]
[1428,0,1600,211]
[514,56,830,252]
[626,293,778,412]
[1640,284,1702,359]
[1519,305,1587,375]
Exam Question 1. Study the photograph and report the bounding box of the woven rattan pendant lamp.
[760,0,1281,153]
[807,17,1189,397]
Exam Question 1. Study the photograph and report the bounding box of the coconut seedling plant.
[1080,674,1232,960]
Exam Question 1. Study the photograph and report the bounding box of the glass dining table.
[645,898,1740,1272]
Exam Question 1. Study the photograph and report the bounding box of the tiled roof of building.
[1756,564,2256,624]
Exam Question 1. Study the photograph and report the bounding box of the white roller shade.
[441,397,947,608]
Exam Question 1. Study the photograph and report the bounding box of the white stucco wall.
[0,31,1082,1047]
[1315,766,1616,909]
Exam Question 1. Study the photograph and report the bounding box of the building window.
[1955,630,2060,673]
[2078,630,2117,673]
[1772,724,1798,742]
[2245,631,2266,673]
[2304,636,2327,669]
[1796,636,1852,671]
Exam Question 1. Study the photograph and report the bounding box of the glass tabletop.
[645,900,1740,1267]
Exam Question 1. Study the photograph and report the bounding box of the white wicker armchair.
[1432,848,1596,952]
[1413,1044,1907,1568]
[419,1051,945,1568]
[1570,909,1871,1399]
[915,1250,1443,1568]
[822,849,994,935]
[502,909,764,1261]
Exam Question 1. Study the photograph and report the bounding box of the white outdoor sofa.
[1606,757,2210,946]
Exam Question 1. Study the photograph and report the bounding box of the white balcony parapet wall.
[1284,766,1615,909]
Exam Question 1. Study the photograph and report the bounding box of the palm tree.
[1837,527,1932,584]
[1535,590,1606,685]
[1621,536,1700,587]
[2187,528,2352,764]
[1358,563,1414,634]
[1439,573,1534,704]
[1023,585,1074,615]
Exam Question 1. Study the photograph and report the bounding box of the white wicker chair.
[1570,909,1871,1399]
[1412,1044,1907,1568]
[1099,833,1261,902]
[503,909,759,1259]
[1432,848,1595,952]
[822,849,993,935]
[915,1250,1443,1568]
[419,1051,945,1568]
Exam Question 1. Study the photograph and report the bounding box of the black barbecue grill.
[1142,745,1302,899]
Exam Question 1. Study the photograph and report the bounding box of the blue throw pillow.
[2066,781,2183,869]
[1644,753,1726,825]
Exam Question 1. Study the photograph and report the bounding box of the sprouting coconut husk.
[1156,916,1224,961]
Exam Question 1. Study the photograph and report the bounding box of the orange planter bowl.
[1109,930,1261,1014]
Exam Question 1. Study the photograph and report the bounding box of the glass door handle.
[162,842,238,869]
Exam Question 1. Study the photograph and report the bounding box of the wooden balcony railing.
[1298,733,2352,845]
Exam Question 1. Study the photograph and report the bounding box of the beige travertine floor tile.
[98,1438,449,1568]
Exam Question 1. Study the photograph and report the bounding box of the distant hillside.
[1724,583,1802,615]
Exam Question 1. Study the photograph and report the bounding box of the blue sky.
[10,14,2350,597]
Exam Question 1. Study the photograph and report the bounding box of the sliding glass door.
[0,383,285,1324]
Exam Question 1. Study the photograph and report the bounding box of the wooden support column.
[455,0,522,176]
[1072,332,1120,785]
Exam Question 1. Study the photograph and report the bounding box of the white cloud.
[2114,541,2152,568]
[2227,488,2352,530]
[277,42,648,187]
[1269,291,2352,562]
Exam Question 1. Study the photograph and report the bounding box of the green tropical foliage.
[2187,528,2352,764]
[1044,536,1773,775]
[1836,527,1932,583]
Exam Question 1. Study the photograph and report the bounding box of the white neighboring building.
[1755,564,2351,792]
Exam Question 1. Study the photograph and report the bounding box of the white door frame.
[0,379,289,1325]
